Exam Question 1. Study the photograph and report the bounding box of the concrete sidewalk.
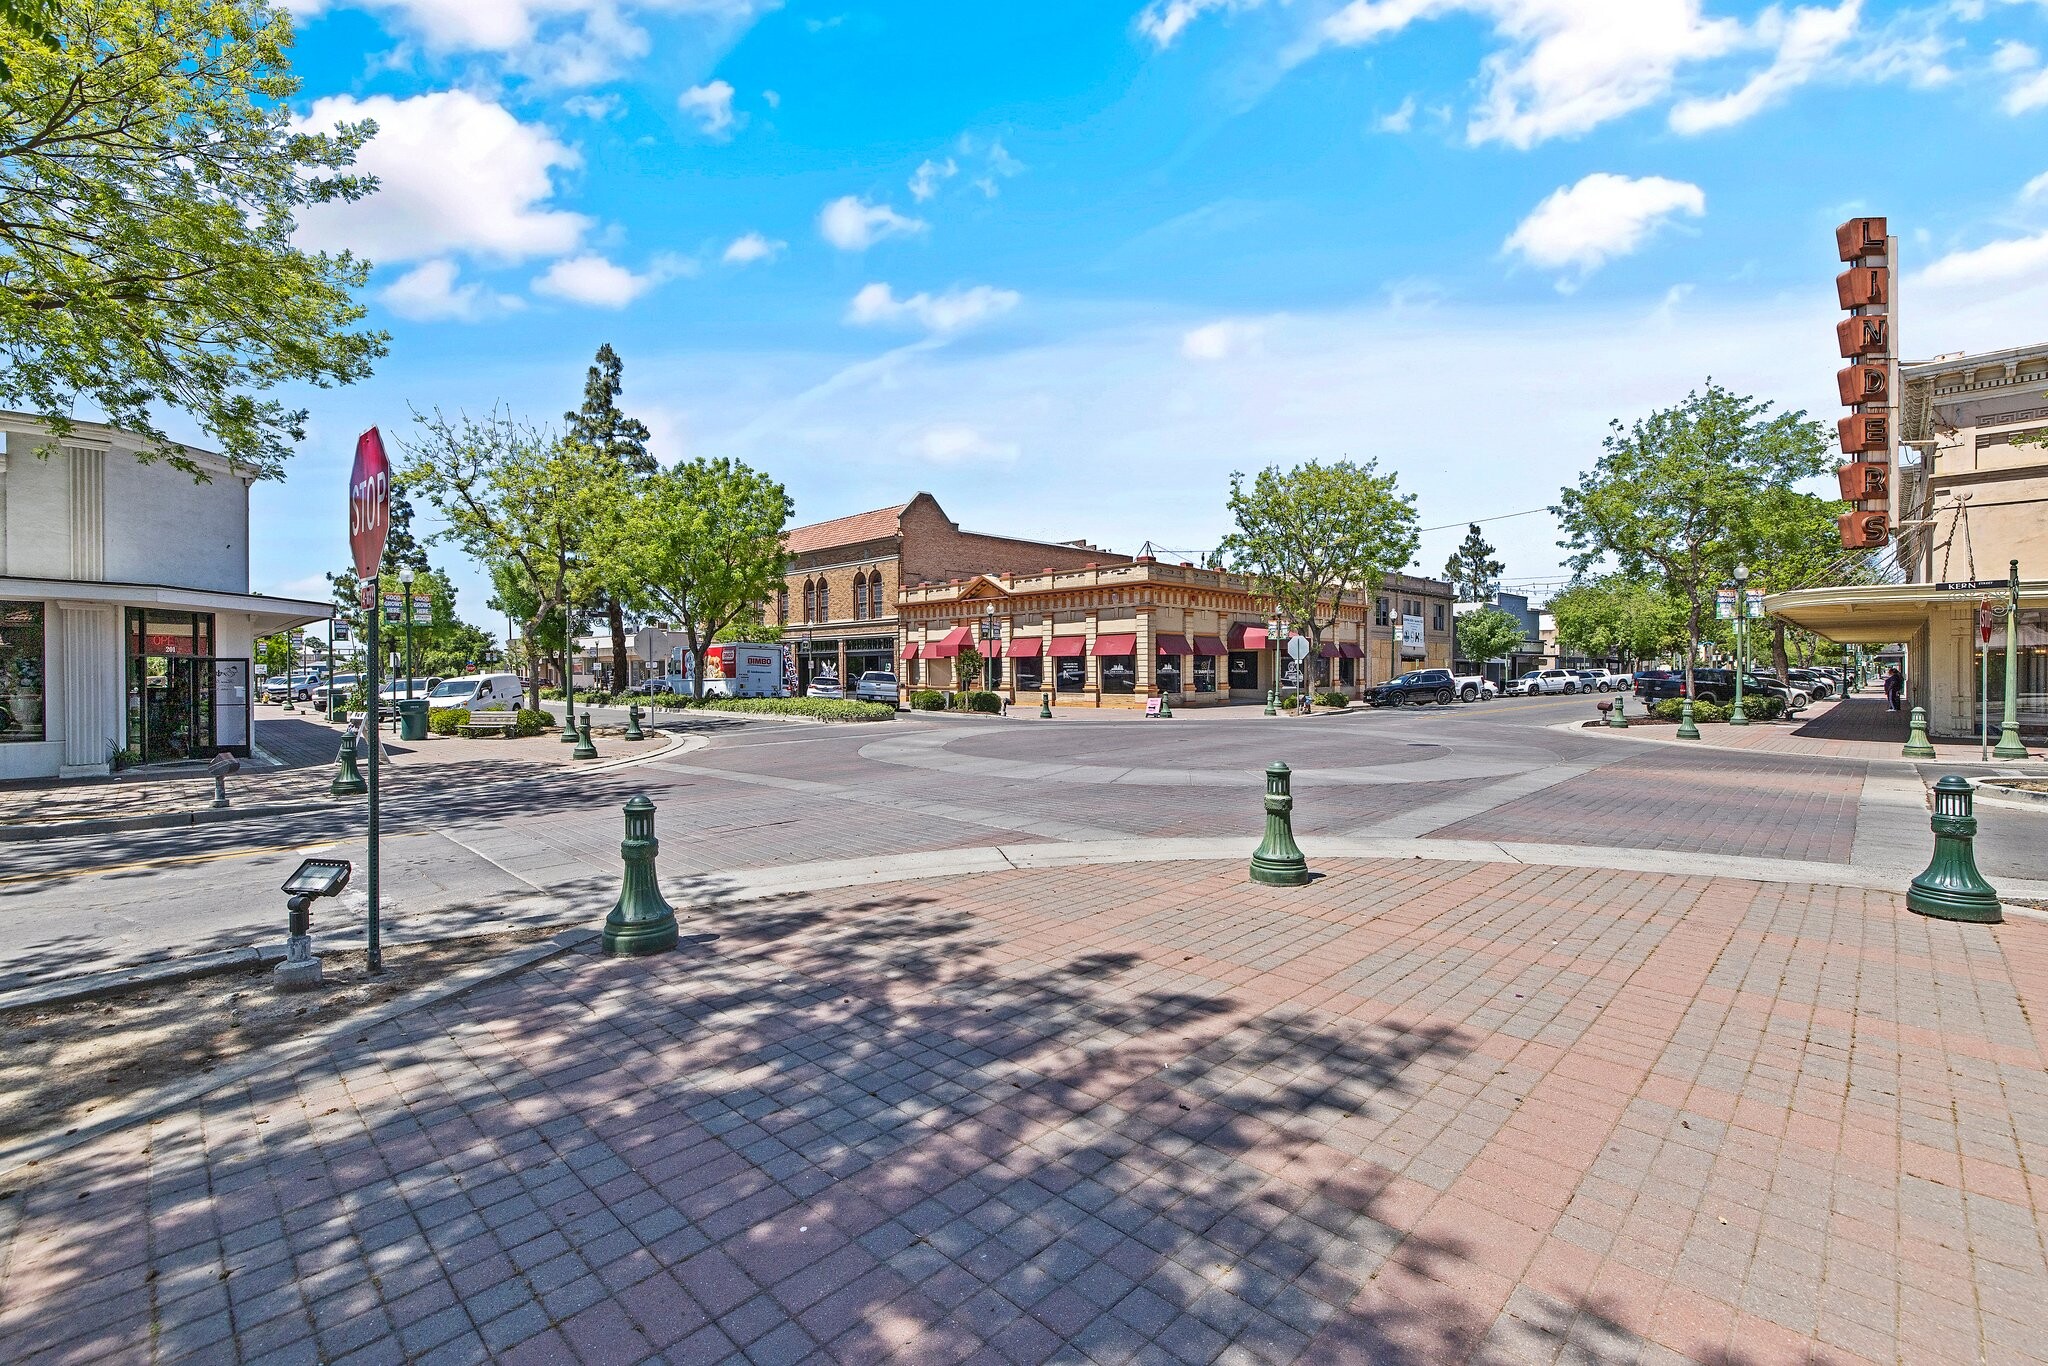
[3,854,2042,1365]
[1578,693,2042,765]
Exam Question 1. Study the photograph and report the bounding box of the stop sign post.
[1979,600,1993,761]
[350,428,391,973]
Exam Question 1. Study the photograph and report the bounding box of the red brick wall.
[898,493,1119,587]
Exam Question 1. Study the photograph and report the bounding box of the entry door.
[141,658,218,762]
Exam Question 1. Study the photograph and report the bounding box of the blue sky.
[253,0,2048,636]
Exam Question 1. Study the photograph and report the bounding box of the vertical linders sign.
[1834,218,1892,550]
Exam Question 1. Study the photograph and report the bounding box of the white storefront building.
[0,414,331,780]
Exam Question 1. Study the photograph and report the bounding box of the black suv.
[1367,668,1458,707]
[1634,668,1808,708]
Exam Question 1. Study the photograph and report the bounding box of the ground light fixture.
[277,857,352,991]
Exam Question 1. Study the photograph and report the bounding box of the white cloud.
[1136,0,1258,46]
[845,283,1020,333]
[1994,42,2048,113]
[818,196,928,251]
[909,157,957,202]
[722,231,785,264]
[532,252,685,307]
[2022,169,2048,202]
[1669,1,1861,133]
[762,88,781,107]
[1181,320,1264,360]
[293,91,590,265]
[562,92,624,119]
[379,259,522,321]
[679,79,740,136]
[904,425,1019,464]
[1376,96,1418,132]
[1503,173,1706,278]
[1919,232,2048,288]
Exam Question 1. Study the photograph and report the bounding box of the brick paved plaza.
[4,853,2044,1364]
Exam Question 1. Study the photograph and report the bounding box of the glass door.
[134,657,217,762]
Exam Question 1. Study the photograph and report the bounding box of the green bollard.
[1608,693,1628,728]
[602,796,681,955]
[329,729,367,797]
[1908,777,2002,923]
[624,703,646,742]
[1159,693,1173,719]
[573,713,599,760]
[1676,696,1700,740]
[1902,706,1936,759]
[1249,761,1310,886]
[1264,688,1277,718]
[1039,691,1052,719]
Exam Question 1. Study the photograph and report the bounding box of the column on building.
[56,601,121,777]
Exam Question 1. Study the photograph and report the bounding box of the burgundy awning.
[1047,636,1087,658]
[901,643,919,660]
[1092,634,1137,656]
[985,637,1004,658]
[1154,633,1193,655]
[1009,636,1043,658]
[924,626,971,659]
[1338,642,1364,659]
[1318,642,1340,659]
[1226,623,1269,650]
[1193,636,1227,656]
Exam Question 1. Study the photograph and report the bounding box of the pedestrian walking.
[1884,666,1903,711]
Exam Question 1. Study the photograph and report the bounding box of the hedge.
[909,690,948,711]
[513,708,556,736]
[1648,696,1783,723]
[428,706,469,736]
[1317,691,1349,709]
[963,691,1003,714]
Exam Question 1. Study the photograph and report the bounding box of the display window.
[1156,654,1183,694]
[1227,652,1257,690]
[0,602,46,743]
[1055,657,1086,692]
[1193,655,1217,692]
[1015,658,1043,691]
[1101,655,1137,694]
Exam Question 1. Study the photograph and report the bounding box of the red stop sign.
[349,427,391,579]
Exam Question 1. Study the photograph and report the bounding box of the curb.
[0,928,598,1178]
[0,945,288,1015]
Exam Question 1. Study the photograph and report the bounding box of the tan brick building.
[778,492,1119,690]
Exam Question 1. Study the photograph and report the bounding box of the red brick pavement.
[2,858,2043,1365]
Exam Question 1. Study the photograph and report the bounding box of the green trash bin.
[396,698,431,741]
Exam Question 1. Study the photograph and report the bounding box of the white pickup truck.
[1450,673,1497,702]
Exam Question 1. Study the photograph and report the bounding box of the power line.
[1417,506,1553,535]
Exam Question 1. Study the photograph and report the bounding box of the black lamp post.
[398,565,416,699]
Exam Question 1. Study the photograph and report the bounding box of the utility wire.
[1417,506,1553,534]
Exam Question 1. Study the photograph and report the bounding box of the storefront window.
[1339,656,1355,685]
[1015,657,1043,692]
[1227,652,1257,691]
[0,602,47,743]
[1193,655,1217,693]
[1100,654,1137,694]
[1314,656,1331,686]
[1973,610,2048,730]
[1055,655,1087,692]
[987,657,1003,687]
[1156,654,1183,695]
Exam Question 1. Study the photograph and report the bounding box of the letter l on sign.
[349,427,391,579]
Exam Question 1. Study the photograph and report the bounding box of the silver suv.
[853,671,900,704]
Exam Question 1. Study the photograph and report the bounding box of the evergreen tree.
[1443,524,1505,602]
[566,344,655,687]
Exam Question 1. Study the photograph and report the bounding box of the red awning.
[924,626,971,659]
[1154,633,1194,655]
[1338,642,1364,659]
[1092,634,1136,656]
[1226,623,1268,650]
[1193,636,1227,656]
[1009,636,1043,658]
[1318,642,1340,659]
[985,637,1004,658]
[1047,636,1087,658]
[901,643,920,660]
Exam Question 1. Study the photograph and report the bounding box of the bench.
[461,710,520,737]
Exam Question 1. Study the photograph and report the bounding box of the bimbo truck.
[664,642,791,697]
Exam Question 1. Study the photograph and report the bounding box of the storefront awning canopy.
[985,637,1003,658]
[924,626,971,658]
[1318,642,1340,658]
[901,643,920,660]
[1338,642,1364,659]
[1009,636,1043,658]
[1091,633,1137,656]
[1047,636,1087,658]
[1226,623,1268,650]
[1193,635,1227,656]
[1154,633,1194,655]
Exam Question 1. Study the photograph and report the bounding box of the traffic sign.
[1286,635,1310,661]
[348,427,391,579]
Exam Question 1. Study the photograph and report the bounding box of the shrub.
[1317,691,1349,709]
[964,691,1003,714]
[692,698,896,722]
[428,706,469,736]
[513,708,555,737]
[1279,693,1299,709]
[539,687,564,700]
[910,689,948,711]
[1651,698,1730,723]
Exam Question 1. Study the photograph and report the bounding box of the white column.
[57,602,121,776]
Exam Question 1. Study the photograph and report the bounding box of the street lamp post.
[398,565,416,700]
[1729,564,1751,726]
[560,604,579,742]
[1994,558,2028,759]
[1264,613,1280,716]
[984,603,997,694]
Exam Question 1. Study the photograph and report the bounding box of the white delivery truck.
[707,642,791,698]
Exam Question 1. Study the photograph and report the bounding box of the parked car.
[374,677,442,719]
[1511,668,1580,695]
[311,674,361,713]
[626,675,692,697]
[853,671,900,704]
[423,673,523,712]
[1449,672,1497,702]
[1634,668,1809,710]
[263,672,312,703]
[1368,668,1459,707]
[1575,669,1627,692]
[1786,668,1836,699]
[807,680,846,699]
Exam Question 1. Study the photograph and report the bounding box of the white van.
[425,673,523,712]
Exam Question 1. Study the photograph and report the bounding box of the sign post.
[1980,600,1994,761]
[1994,559,2028,760]
[349,427,392,974]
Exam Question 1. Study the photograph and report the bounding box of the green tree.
[566,344,655,689]
[1453,607,1528,669]
[1215,458,1419,666]
[1443,524,1506,602]
[1554,383,1829,704]
[1735,487,1850,682]
[0,0,384,476]
[1546,577,1686,669]
[399,409,620,712]
[0,0,54,77]
[612,457,792,699]
[955,643,985,692]
[257,633,291,678]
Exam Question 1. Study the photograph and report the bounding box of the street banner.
[411,595,432,625]
[1400,615,1424,656]
[1715,588,1736,620]
[1744,589,1765,618]
[382,593,403,624]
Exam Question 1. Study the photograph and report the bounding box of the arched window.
[854,577,868,621]
[818,581,830,621]
[803,581,816,622]
[870,570,885,617]
[776,588,789,624]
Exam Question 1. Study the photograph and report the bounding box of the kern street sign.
[1936,579,2006,592]
[349,427,392,579]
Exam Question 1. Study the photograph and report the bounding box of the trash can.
[397,698,431,741]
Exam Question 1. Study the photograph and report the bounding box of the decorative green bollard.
[602,796,681,955]
[1908,777,2002,923]
[1676,697,1700,740]
[624,703,645,742]
[1264,688,1277,717]
[573,713,599,760]
[1608,694,1628,728]
[1039,692,1052,719]
[329,730,367,797]
[1249,761,1310,886]
[1158,693,1173,719]
[1902,706,1936,759]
